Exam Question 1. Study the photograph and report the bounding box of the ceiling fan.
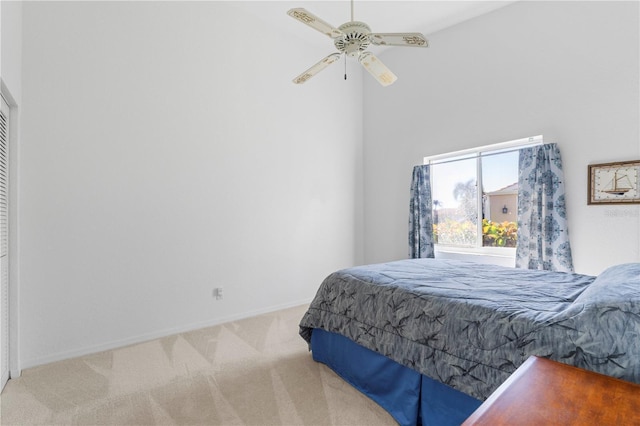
[287,1,429,87]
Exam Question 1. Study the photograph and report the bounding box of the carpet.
[0,304,396,425]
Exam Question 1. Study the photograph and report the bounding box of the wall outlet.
[213,287,224,300]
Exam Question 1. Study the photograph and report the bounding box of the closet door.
[0,95,9,391]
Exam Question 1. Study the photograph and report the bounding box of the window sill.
[435,245,515,257]
[434,245,515,267]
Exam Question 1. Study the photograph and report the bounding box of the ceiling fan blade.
[358,52,397,87]
[287,8,343,39]
[369,33,429,47]
[292,53,343,84]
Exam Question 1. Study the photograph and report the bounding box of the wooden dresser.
[462,356,640,425]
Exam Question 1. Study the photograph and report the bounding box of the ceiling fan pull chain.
[344,54,347,80]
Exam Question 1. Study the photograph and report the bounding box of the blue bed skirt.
[311,329,481,426]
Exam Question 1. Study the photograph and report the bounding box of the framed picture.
[588,160,640,205]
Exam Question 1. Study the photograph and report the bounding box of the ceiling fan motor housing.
[334,21,371,56]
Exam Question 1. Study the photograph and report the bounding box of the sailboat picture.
[588,160,640,205]
[602,171,633,195]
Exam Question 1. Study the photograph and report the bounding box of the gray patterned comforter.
[299,259,640,400]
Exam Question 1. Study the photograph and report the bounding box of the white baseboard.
[21,298,313,370]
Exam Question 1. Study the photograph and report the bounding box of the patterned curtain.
[516,143,574,272]
[409,165,435,258]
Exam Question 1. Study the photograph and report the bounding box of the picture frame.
[588,160,640,205]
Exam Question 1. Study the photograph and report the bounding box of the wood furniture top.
[463,355,640,425]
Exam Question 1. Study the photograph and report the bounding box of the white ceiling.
[230,1,518,50]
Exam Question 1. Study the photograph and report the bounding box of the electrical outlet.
[213,287,224,300]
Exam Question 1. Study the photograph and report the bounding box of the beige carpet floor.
[0,304,396,425]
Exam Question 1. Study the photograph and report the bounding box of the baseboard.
[21,298,313,370]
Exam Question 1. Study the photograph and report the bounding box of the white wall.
[363,1,640,275]
[1,1,22,104]
[20,1,363,368]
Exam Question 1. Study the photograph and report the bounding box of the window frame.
[424,135,543,258]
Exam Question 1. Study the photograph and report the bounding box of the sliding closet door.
[0,95,9,391]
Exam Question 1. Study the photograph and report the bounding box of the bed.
[299,259,640,426]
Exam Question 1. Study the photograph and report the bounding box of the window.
[426,136,541,253]
[431,155,478,246]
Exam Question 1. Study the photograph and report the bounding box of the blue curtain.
[516,144,574,272]
[409,165,435,258]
